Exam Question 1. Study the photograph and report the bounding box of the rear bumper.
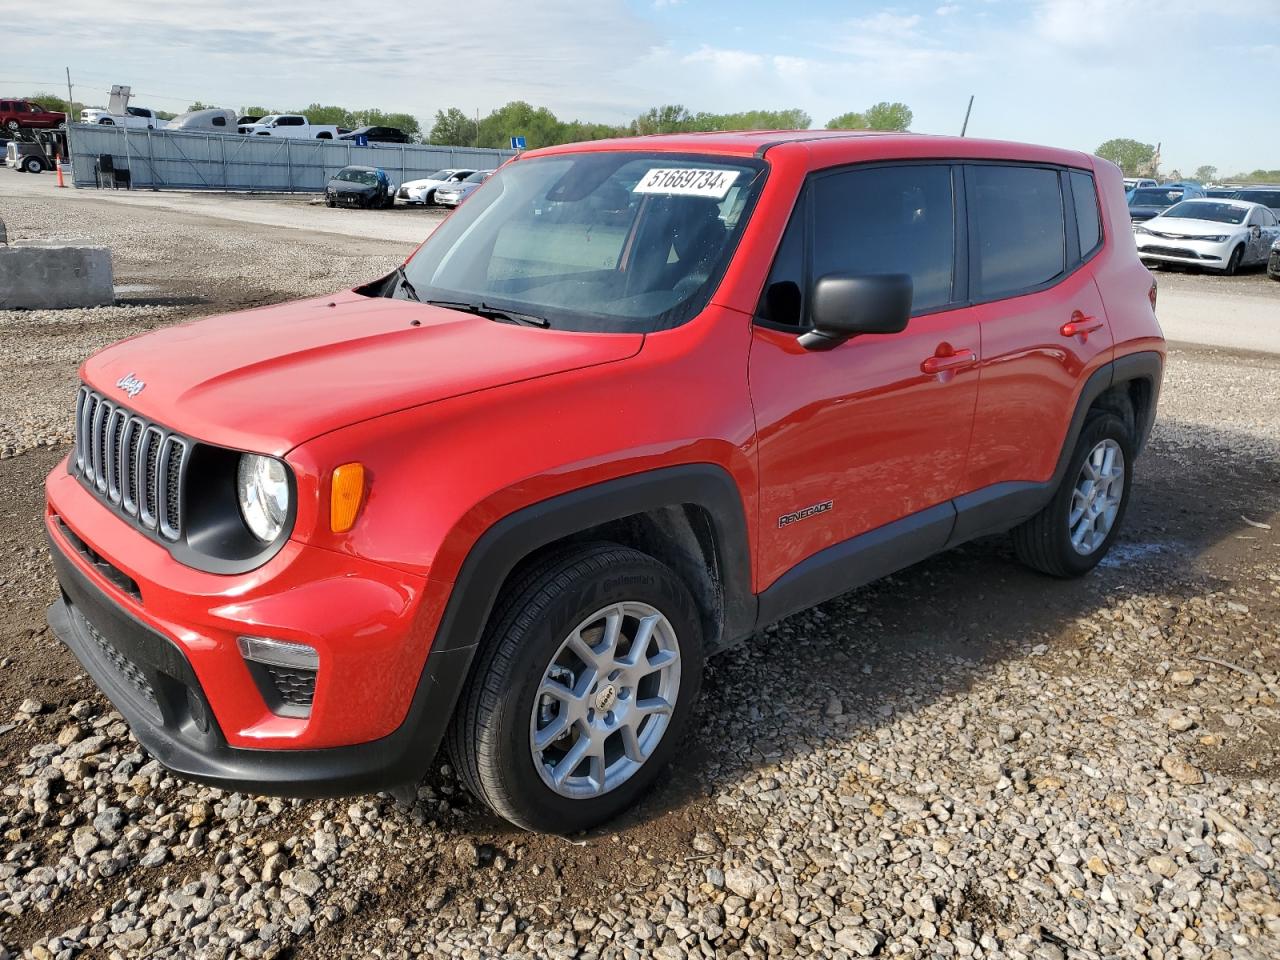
[47,531,474,797]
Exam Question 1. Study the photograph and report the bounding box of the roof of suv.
[525,129,1094,169]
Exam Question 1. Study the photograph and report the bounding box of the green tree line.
[13,91,918,149]
[425,100,912,148]
[1094,140,1280,184]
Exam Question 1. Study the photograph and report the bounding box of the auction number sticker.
[633,167,740,199]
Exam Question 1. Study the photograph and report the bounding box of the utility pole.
[960,95,974,137]
[474,107,479,148]
[65,67,74,114]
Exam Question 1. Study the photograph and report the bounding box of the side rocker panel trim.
[755,502,956,630]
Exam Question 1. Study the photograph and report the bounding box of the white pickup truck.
[80,106,164,129]
[236,114,343,139]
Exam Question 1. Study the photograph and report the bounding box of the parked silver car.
[434,169,495,208]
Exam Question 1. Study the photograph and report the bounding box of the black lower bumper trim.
[47,530,474,798]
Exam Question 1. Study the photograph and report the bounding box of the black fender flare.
[950,349,1163,544]
[430,462,756,654]
[381,463,755,787]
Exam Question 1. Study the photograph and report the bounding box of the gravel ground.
[0,186,1278,960]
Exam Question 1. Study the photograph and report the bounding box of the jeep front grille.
[73,386,189,541]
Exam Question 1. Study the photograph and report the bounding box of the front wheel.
[1224,245,1244,276]
[447,543,703,833]
[1012,412,1134,578]
[22,157,44,174]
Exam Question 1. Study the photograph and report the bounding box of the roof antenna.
[960,95,974,137]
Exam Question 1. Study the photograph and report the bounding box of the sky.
[4,0,1277,175]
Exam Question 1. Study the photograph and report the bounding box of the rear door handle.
[921,348,977,375]
[1061,313,1105,339]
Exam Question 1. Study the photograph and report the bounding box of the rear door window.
[968,165,1065,299]
[810,164,955,313]
[1069,171,1102,259]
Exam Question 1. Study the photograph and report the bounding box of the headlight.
[1200,235,1227,243]
[1134,225,1151,235]
[237,454,290,542]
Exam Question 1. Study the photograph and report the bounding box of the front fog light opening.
[238,636,318,718]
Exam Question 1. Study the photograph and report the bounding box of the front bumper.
[45,461,475,796]
[435,193,462,207]
[1135,235,1231,268]
[47,538,473,795]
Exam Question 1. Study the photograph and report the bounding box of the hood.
[1141,217,1242,237]
[401,177,444,190]
[1129,207,1167,221]
[81,291,643,455]
[328,180,377,195]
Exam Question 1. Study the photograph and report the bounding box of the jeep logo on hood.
[116,372,146,398]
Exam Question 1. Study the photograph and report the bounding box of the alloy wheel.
[1068,438,1125,555]
[530,602,681,799]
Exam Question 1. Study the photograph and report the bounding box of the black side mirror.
[799,273,913,351]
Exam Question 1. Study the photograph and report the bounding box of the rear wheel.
[4,119,19,132]
[1224,245,1244,276]
[22,157,44,174]
[447,543,703,833]
[1012,412,1133,578]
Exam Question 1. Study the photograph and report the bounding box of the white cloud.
[1032,0,1197,49]
[682,46,766,73]
[936,4,960,15]
[3,0,657,119]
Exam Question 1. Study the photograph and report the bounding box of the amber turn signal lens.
[330,463,366,533]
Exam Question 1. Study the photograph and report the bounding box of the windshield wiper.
[422,299,550,328]
[392,265,419,302]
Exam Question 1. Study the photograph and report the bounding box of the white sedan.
[395,168,476,206]
[1135,198,1280,275]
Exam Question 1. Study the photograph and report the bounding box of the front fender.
[288,305,759,592]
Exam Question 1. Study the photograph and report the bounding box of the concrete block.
[0,244,114,310]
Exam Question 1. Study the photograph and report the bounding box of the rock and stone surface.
[1,180,1278,959]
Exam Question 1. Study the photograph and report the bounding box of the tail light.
[1148,279,1157,313]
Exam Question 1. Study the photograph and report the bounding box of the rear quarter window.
[969,165,1066,299]
[1069,171,1103,259]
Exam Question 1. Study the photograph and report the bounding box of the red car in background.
[0,98,66,131]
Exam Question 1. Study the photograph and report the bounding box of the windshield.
[1239,190,1280,208]
[1131,188,1183,207]
[335,169,379,186]
[398,152,766,333]
[464,170,491,184]
[1161,201,1246,224]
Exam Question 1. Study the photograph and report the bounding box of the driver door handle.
[920,348,976,375]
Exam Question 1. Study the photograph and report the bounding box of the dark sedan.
[1128,186,1203,224]
[338,126,410,144]
[324,166,395,209]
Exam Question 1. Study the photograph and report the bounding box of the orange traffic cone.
[56,157,66,188]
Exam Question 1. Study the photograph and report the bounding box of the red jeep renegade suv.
[45,132,1163,832]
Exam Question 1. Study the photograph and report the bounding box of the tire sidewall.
[1051,413,1134,575]
[486,556,703,833]
[1226,246,1243,276]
